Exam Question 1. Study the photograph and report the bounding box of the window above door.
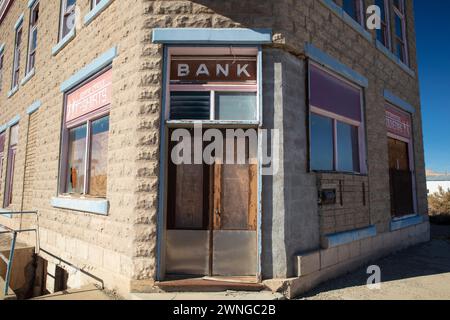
[165,47,261,126]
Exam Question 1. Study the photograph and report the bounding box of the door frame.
[387,132,418,216]
[155,45,264,282]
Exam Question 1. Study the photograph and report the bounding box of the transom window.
[167,48,259,123]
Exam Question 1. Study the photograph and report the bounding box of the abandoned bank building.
[0,0,430,299]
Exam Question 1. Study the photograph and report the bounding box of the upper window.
[309,63,365,174]
[12,23,23,89]
[342,0,364,25]
[60,68,112,198]
[91,0,102,9]
[375,0,391,49]
[392,0,408,64]
[59,0,76,40]
[26,1,39,73]
[168,50,259,122]
[0,132,5,180]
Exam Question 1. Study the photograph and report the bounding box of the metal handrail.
[0,210,39,297]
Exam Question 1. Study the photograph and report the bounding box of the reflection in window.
[337,121,360,173]
[311,113,334,171]
[89,116,109,197]
[66,124,87,194]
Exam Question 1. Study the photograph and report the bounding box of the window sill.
[375,41,415,78]
[52,28,76,56]
[84,0,113,26]
[390,214,424,231]
[312,170,367,177]
[322,225,377,249]
[21,68,35,86]
[7,85,19,98]
[319,0,372,42]
[51,196,109,216]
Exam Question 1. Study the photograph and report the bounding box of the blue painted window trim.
[0,115,20,134]
[84,0,113,26]
[14,13,24,30]
[52,28,76,56]
[7,114,20,127]
[0,43,5,55]
[319,0,372,42]
[390,215,424,231]
[21,68,35,86]
[305,43,369,88]
[60,46,118,92]
[376,41,415,78]
[323,225,377,248]
[51,197,109,216]
[152,28,272,45]
[384,90,415,114]
[7,85,19,98]
[26,100,42,115]
[28,0,38,8]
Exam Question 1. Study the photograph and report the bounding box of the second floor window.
[342,0,364,25]
[60,0,76,40]
[91,0,102,9]
[375,0,391,49]
[12,24,23,89]
[27,1,39,73]
[393,0,408,64]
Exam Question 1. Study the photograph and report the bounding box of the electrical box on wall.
[319,188,337,206]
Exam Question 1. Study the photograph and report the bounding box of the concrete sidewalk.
[300,224,450,300]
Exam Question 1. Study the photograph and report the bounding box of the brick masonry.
[0,0,428,296]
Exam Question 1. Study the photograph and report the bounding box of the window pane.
[89,116,109,197]
[66,124,87,194]
[395,15,403,38]
[343,0,358,21]
[311,113,334,171]
[215,92,257,121]
[337,121,360,172]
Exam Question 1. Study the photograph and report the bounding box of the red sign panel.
[386,105,412,139]
[66,69,112,123]
[170,57,257,83]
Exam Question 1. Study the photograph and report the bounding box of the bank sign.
[386,105,412,139]
[66,69,112,123]
[170,57,257,83]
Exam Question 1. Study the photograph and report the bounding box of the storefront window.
[309,63,365,173]
[311,113,334,171]
[89,116,109,197]
[337,121,360,173]
[4,125,19,208]
[60,68,112,198]
[66,124,87,194]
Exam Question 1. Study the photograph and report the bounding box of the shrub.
[428,187,450,224]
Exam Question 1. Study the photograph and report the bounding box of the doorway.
[388,137,414,217]
[165,130,258,279]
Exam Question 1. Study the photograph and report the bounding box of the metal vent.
[170,92,210,120]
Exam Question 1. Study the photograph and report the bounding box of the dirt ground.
[299,224,450,300]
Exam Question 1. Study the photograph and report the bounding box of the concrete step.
[31,284,112,300]
[155,278,267,293]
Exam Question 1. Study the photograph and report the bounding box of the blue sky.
[414,0,450,173]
